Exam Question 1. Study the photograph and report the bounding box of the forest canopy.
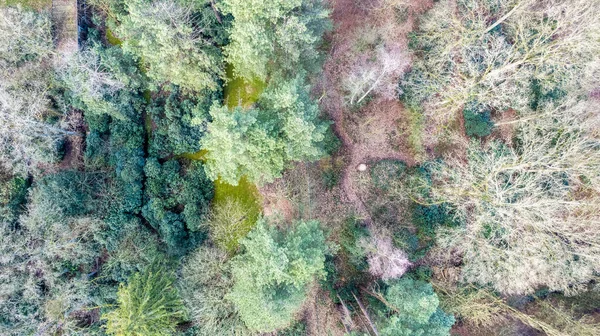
[1,0,599,335]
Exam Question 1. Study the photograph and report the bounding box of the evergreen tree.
[227,220,328,332]
[221,0,330,80]
[201,75,329,185]
[116,0,224,91]
[103,261,185,336]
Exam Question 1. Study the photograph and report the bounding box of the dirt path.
[320,0,431,226]
[52,0,78,54]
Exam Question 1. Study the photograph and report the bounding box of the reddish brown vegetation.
[318,0,432,225]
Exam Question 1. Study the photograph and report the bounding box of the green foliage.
[529,78,568,111]
[202,104,284,184]
[103,261,186,336]
[30,170,114,219]
[202,75,329,185]
[116,0,224,92]
[221,0,330,81]
[338,218,369,273]
[2,0,52,10]
[227,220,328,332]
[147,87,217,158]
[321,217,370,304]
[463,101,494,138]
[100,218,164,283]
[278,321,307,336]
[143,158,213,254]
[108,119,146,214]
[180,246,249,335]
[0,173,29,223]
[376,278,455,336]
[208,177,262,253]
[412,204,458,238]
[321,166,341,190]
[72,33,148,218]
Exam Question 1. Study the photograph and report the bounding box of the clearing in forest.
[318,0,432,224]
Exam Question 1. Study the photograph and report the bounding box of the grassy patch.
[224,64,266,110]
[180,64,263,253]
[1,0,51,10]
[180,150,207,161]
[211,176,262,253]
[405,107,426,160]
[178,149,261,252]
[106,27,123,46]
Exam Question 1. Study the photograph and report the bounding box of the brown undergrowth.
[317,0,432,225]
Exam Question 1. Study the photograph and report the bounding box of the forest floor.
[317,0,432,225]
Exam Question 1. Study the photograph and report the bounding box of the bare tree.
[344,45,409,105]
[0,7,73,174]
[416,101,600,295]
[56,47,129,120]
[403,0,600,139]
[360,227,411,281]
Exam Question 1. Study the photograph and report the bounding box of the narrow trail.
[321,0,430,226]
[52,0,78,54]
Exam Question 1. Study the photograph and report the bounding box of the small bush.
[0,174,29,224]
[205,198,253,254]
[463,101,494,138]
[209,177,261,253]
[412,203,458,238]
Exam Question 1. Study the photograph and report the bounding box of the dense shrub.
[0,172,111,335]
[0,174,29,224]
[100,217,164,283]
[412,203,458,238]
[320,218,370,305]
[147,87,216,158]
[463,101,494,138]
[143,158,213,254]
[375,277,455,336]
[108,119,146,214]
